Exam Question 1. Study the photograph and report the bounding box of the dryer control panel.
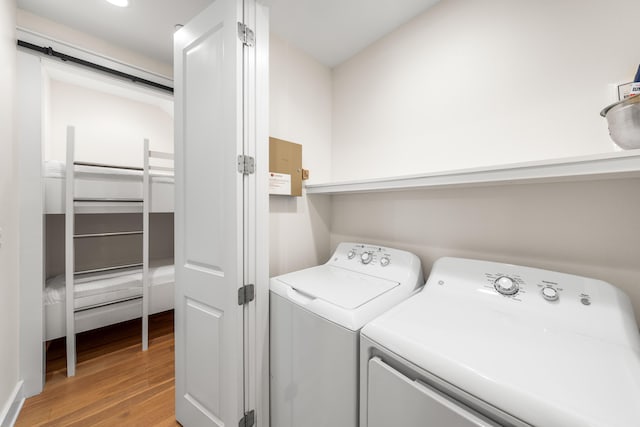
[424,257,640,350]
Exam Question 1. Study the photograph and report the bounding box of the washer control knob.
[541,286,559,302]
[380,256,390,267]
[361,251,373,264]
[347,250,356,259]
[494,276,519,296]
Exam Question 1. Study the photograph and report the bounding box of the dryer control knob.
[361,251,373,264]
[541,286,559,302]
[347,250,356,259]
[380,256,390,267]
[494,276,519,296]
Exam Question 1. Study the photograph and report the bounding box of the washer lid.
[276,265,399,309]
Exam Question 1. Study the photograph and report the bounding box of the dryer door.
[367,357,499,427]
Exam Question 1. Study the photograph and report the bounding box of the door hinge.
[237,155,255,175]
[239,409,255,427]
[237,22,255,47]
[238,284,255,305]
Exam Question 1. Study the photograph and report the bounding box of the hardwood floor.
[17,311,181,427]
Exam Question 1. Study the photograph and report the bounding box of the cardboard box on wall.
[269,137,302,196]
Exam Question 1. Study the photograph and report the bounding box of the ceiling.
[17,0,440,68]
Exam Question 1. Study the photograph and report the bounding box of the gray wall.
[46,213,174,278]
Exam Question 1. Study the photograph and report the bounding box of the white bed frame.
[44,163,174,214]
[45,271,174,341]
[51,126,175,376]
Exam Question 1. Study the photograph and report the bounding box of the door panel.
[183,24,225,269]
[174,0,244,425]
[184,299,222,417]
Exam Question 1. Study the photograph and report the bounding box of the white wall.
[331,0,635,181]
[16,9,172,78]
[0,0,20,420]
[47,79,173,166]
[330,177,640,324]
[269,34,333,276]
[17,50,45,399]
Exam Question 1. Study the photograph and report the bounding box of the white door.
[174,0,248,425]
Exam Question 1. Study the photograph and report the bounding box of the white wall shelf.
[305,151,640,195]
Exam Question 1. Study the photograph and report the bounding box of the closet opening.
[40,58,175,380]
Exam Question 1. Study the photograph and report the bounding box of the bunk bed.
[43,258,175,341]
[44,126,175,376]
[44,159,174,213]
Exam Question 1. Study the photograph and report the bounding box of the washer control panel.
[329,243,424,285]
[338,244,395,267]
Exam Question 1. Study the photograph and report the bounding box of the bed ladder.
[142,141,174,351]
[64,126,147,376]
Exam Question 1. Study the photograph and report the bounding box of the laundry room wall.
[330,177,640,324]
[331,0,636,181]
[0,0,20,421]
[322,0,640,324]
[269,34,333,276]
[46,79,173,167]
[16,9,172,78]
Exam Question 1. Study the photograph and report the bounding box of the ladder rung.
[74,231,143,239]
[74,161,143,171]
[74,295,142,313]
[74,198,143,203]
[75,263,143,275]
[148,150,174,160]
[149,166,174,172]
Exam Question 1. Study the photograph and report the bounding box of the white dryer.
[270,242,423,427]
[360,257,640,427]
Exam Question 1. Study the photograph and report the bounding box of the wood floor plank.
[17,311,180,427]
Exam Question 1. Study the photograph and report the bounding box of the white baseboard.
[0,381,24,427]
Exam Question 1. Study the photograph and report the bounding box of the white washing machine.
[360,257,640,427]
[270,242,423,427]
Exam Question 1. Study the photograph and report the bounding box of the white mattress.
[44,160,174,213]
[44,258,174,311]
